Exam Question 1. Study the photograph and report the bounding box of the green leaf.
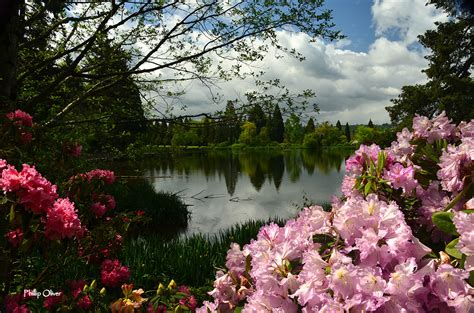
[432,212,459,235]
[0,196,8,205]
[364,181,372,195]
[469,271,474,287]
[462,209,474,214]
[377,151,385,175]
[445,238,462,259]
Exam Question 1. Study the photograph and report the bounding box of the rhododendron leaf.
[9,204,15,223]
[421,144,439,162]
[364,181,372,195]
[235,306,243,313]
[445,238,462,259]
[432,212,459,235]
[462,210,474,214]
[377,151,385,175]
[469,271,474,287]
[0,196,8,205]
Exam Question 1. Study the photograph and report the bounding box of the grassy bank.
[121,218,286,289]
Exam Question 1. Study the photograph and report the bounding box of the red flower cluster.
[6,110,33,127]
[5,294,29,313]
[101,259,130,287]
[0,162,58,214]
[91,194,116,217]
[6,228,23,247]
[85,169,116,184]
[5,110,33,144]
[44,198,82,240]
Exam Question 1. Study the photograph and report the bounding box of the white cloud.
[141,0,449,124]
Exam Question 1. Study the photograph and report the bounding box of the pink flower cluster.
[44,198,82,240]
[91,194,116,217]
[0,162,58,214]
[101,259,130,287]
[85,169,116,184]
[412,111,456,143]
[1,160,83,241]
[201,113,474,312]
[6,110,33,127]
[5,109,33,144]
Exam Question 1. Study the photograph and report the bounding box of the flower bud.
[167,280,176,290]
[157,283,165,295]
[100,287,106,296]
[90,280,96,289]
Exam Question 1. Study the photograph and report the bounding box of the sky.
[152,0,449,125]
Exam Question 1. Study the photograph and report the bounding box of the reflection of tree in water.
[269,154,284,191]
[113,148,352,195]
[301,149,351,174]
[222,153,239,196]
[284,150,302,183]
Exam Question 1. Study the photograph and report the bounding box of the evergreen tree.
[224,101,240,143]
[305,117,316,134]
[335,120,342,131]
[248,104,266,134]
[345,122,351,142]
[386,0,473,125]
[368,119,374,128]
[270,104,285,142]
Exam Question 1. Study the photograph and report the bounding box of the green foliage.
[284,114,304,144]
[247,104,267,134]
[239,121,257,145]
[113,179,190,236]
[305,118,316,134]
[345,122,351,142]
[269,104,285,143]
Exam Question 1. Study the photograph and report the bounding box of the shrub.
[199,112,474,312]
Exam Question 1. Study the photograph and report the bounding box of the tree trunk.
[0,0,20,110]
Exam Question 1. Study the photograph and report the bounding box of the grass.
[112,178,190,237]
[121,218,286,289]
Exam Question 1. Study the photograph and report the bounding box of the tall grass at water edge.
[121,218,286,289]
[121,203,331,289]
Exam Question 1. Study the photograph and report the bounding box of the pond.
[116,148,352,236]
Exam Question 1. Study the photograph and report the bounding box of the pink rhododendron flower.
[6,110,33,127]
[457,120,474,138]
[437,137,473,193]
[91,202,107,217]
[85,169,116,184]
[383,163,418,194]
[6,228,23,247]
[16,164,58,214]
[453,211,474,270]
[19,132,32,144]
[101,259,130,287]
[44,198,82,240]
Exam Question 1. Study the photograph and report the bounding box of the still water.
[126,149,351,236]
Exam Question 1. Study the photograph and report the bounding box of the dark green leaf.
[432,212,458,235]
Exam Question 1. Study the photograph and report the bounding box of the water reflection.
[115,148,352,235]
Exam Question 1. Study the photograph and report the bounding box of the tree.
[305,118,316,134]
[239,121,257,145]
[367,119,374,128]
[335,120,342,131]
[1,1,341,126]
[285,114,304,144]
[248,104,267,134]
[345,122,351,142]
[270,104,285,143]
[386,0,473,125]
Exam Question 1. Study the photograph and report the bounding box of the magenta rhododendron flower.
[91,202,107,217]
[6,110,33,127]
[77,295,92,310]
[101,259,130,287]
[85,169,116,184]
[6,228,23,247]
[44,198,82,240]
